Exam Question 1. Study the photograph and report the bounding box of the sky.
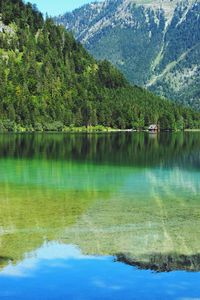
[26,0,94,16]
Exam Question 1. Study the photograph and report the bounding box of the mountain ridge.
[56,0,200,110]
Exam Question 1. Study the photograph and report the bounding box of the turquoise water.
[0,132,199,299]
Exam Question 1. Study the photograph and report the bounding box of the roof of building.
[149,124,158,130]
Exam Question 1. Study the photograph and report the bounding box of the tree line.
[0,0,199,131]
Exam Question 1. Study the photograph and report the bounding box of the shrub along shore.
[0,122,199,133]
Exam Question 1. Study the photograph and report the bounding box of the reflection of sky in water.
[0,242,200,300]
[0,133,199,299]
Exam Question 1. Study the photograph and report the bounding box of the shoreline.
[184,129,200,132]
[0,128,200,134]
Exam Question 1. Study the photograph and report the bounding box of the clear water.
[0,132,199,299]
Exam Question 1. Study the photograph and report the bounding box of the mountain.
[55,0,200,110]
[0,0,199,132]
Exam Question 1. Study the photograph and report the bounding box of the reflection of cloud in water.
[1,243,200,299]
[0,259,37,278]
[34,242,106,261]
[0,242,107,278]
[180,298,200,300]
[0,135,199,275]
[93,279,124,290]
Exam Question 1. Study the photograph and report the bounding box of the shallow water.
[0,132,199,299]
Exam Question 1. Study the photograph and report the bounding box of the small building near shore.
[148,124,159,132]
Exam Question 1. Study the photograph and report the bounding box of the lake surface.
[0,132,199,299]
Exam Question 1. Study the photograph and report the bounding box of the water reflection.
[0,184,107,267]
[0,132,199,168]
[117,253,200,273]
[0,133,199,276]
[1,242,200,300]
[0,243,104,278]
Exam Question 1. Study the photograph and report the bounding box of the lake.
[0,132,200,300]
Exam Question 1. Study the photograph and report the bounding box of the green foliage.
[0,0,200,131]
[57,0,200,110]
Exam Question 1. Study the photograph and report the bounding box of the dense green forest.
[57,0,200,111]
[0,0,199,131]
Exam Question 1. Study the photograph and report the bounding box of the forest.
[56,0,200,111]
[0,0,200,131]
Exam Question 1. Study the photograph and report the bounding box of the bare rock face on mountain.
[55,0,200,110]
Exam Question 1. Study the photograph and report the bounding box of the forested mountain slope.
[0,0,199,131]
[56,0,200,110]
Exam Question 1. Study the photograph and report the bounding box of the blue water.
[0,133,200,299]
[0,243,200,300]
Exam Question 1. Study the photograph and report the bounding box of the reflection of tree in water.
[0,132,199,168]
[116,253,200,272]
[0,256,13,269]
[0,133,199,271]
